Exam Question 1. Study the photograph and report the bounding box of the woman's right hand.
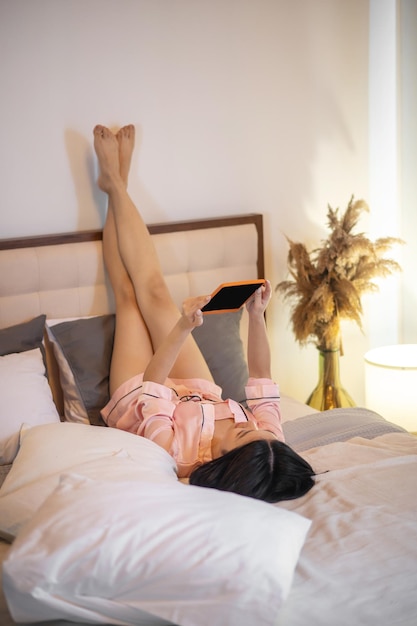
[181,295,211,328]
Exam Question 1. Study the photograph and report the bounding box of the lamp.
[364,344,417,432]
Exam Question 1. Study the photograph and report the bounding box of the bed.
[0,213,416,626]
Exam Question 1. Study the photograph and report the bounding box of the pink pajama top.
[101,375,283,478]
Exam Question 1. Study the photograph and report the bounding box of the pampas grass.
[276,197,403,352]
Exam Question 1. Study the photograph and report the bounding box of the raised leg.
[94,124,213,382]
[102,126,153,395]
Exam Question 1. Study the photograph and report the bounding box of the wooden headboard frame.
[0,213,264,278]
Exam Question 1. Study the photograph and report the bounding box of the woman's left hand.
[246,280,272,316]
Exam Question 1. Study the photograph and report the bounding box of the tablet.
[201,280,265,314]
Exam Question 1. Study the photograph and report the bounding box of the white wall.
[0,0,372,405]
[399,0,417,344]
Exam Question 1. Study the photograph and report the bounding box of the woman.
[94,123,314,503]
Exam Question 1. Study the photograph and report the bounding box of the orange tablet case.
[201,280,265,314]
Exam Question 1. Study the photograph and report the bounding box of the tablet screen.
[202,280,265,313]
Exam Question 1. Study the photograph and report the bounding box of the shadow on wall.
[65,129,103,231]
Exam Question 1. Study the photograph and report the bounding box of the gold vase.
[306,348,355,411]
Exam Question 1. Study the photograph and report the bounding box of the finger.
[193,309,204,326]
[194,295,210,309]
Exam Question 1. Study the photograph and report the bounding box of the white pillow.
[0,348,60,464]
[0,421,177,540]
[3,473,311,626]
[280,394,318,422]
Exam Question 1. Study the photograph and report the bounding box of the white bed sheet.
[2,433,416,626]
[276,433,417,626]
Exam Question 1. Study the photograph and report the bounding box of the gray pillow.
[0,315,46,356]
[283,407,407,452]
[192,310,248,402]
[47,316,115,426]
[48,311,249,426]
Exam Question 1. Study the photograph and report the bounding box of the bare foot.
[93,125,122,193]
[116,125,135,185]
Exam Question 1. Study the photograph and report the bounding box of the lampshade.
[364,344,417,432]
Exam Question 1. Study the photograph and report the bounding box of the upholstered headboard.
[0,214,264,417]
[0,214,264,328]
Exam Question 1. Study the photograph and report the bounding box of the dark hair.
[189,439,315,503]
